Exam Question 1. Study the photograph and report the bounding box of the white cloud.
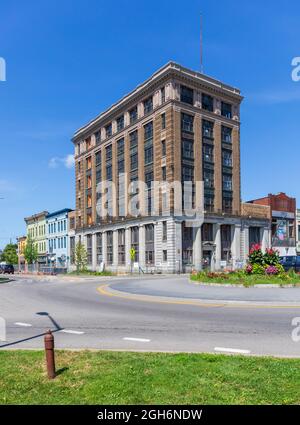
[49,154,74,169]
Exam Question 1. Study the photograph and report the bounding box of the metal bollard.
[44,329,56,379]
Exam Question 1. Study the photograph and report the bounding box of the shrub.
[245,264,253,274]
[248,244,264,265]
[252,263,265,275]
[264,248,280,266]
[265,265,279,275]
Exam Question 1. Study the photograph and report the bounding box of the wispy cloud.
[48,154,75,169]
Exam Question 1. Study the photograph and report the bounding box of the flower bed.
[191,245,300,287]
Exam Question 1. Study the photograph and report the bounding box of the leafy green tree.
[75,241,88,272]
[24,236,38,264]
[1,243,18,264]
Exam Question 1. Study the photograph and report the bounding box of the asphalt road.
[0,275,300,357]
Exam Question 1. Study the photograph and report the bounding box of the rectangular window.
[161,140,166,157]
[222,198,232,213]
[116,115,124,132]
[96,233,102,264]
[143,97,153,114]
[202,93,214,112]
[163,250,168,262]
[203,145,214,163]
[117,138,124,155]
[131,227,139,262]
[181,113,194,133]
[95,151,101,166]
[221,126,232,143]
[162,221,167,242]
[144,146,153,165]
[222,150,232,167]
[182,138,194,160]
[161,87,165,103]
[105,144,112,160]
[105,123,112,138]
[106,231,113,265]
[223,174,232,191]
[129,106,138,124]
[162,166,167,181]
[202,223,213,242]
[144,121,153,141]
[221,102,232,119]
[95,131,101,144]
[161,113,166,130]
[204,170,214,189]
[118,229,125,265]
[180,85,193,105]
[202,120,214,139]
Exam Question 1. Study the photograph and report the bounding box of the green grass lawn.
[68,270,114,277]
[0,350,300,405]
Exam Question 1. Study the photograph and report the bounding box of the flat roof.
[72,61,242,141]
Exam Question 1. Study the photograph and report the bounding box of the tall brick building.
[72,62,270,272]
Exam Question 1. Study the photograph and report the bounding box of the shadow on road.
[0,311,63,348]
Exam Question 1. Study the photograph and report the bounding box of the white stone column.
[231,224,241,270]
[243,225,249,262]
[113,230,118,271]
[174,221,182,273]
[193,226,202,271]
[261,227,270,251]
[214,223,221,271]
[92,233,97,271]
[139,225,145,269]
[125,227,131,272]
[102,231,107,267]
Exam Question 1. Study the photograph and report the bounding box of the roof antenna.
[200,14,204,73]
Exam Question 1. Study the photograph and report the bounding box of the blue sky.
[0,0,300,248]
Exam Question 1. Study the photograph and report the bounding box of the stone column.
[125,227,131,272]
[193,226,202,271]
[139,225,146,269]
[174,221,182,273]
[231,224,241,270]
[102,231,107,267]
[92,233,97,271]
[214,223,221,271]
[113,230,118,271]
[243,225,249,262]
[261,227,270,251]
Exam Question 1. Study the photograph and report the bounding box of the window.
[204,195,214,212]
[222,150,232,167]
[181,113,194,133]
[130,130,138,148]
[117,138,124,155]
[129,106,138,123]
[130,152,138,171]
[106,231,113,265]
[95,131,101,144]
[86,156,92,169]
[145,223,155,265]
[182,165,194,182]
[202,120,214,138]
[161,113,166,130]
[70,237,75,264]
[162,166,166,181]
[223,198,232,213]
[221,102,232,119]
[144,122,153,141]
[182,138,194,159]
[161,87,165,103]
[118,229,125,265]
[180,85,193,105]
[143,97,153,114]
[145,170,153,189]
[87,175,92,189]
[202,93,214,112]
[163,250,168,262]
[85,137,91,150]
[144,146,153,165]
[105,123,112,138]
[105,144,112,160]
[223,174,232,191]
[203,145,214,163]
[131,227,139,262]
[204,170,214,189]
[106,165,112,180]
[202,223,213,242]
[161,140,166,156]
[96,233,102,264]
[116,115,124,132]
[162,221,167,241]
[95,151,101,166]
[221,126,232,143]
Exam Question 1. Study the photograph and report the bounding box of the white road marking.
[59,329,85,335]
[123,337,151,342]
[214,347,250,354]
[14,322,32,327]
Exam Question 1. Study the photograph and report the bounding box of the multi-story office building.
[247,192,296,256]
[24,211,48,265]
[72,62,270,272]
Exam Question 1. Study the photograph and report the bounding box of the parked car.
[279,256,300,272]
[0,264,15,274]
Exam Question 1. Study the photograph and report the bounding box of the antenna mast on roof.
[200,14,204,73]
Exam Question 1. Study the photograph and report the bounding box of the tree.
[1,243,18,264]
[24,236,38,265]
[75,241,88,272]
